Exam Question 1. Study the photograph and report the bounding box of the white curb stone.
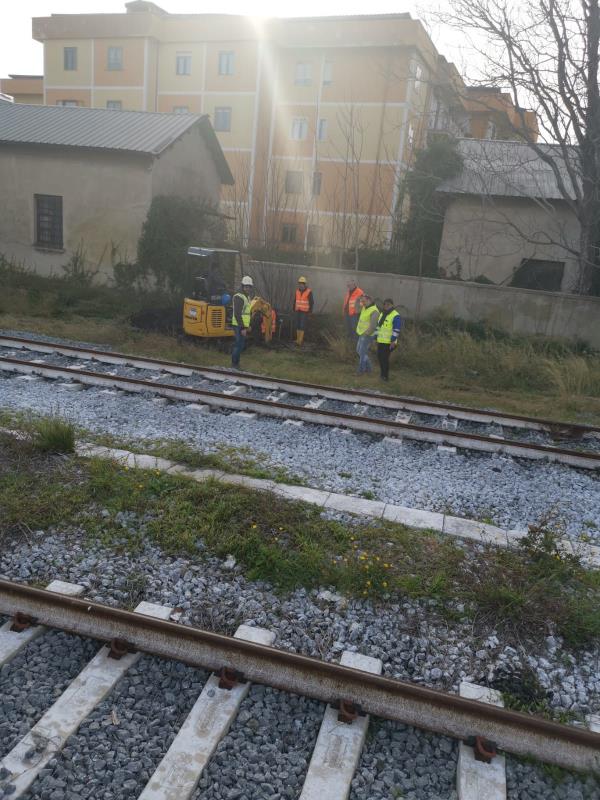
[0,580,84,667]
[0,601,173,797]
[138,624,275,800]
[299,650,382,800]
[457,682,506,800]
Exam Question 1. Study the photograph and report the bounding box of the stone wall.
[248,260,600,348]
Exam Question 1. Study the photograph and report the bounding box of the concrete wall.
[0,144,152,278]
[438,195,580,291]
[249,260,600,348]
[150,125,222,203]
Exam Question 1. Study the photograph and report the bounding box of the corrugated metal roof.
[437,138,577,201]
[0,101,202,156]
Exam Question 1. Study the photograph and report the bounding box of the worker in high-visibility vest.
[355,294,379,374]
[231,276,254,368]
[343,279,363,340]
[376,298,402,381]
[294,276,314,346]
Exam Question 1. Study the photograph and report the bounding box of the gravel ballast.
[1,373,600,542]
[0,631,100,759]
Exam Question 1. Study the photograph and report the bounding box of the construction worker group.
[232,273,401,381]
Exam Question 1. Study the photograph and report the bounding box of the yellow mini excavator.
[182,247,275,342]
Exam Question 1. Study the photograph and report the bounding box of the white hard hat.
[241,275,254,286]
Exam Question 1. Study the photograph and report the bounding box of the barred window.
[35,195,63,249]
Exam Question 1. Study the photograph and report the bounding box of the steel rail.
[0,579,598,772]
[2,354,600,470]
[1,333,597,436]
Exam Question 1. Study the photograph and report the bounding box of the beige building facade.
[0,102,232,278]
[27,2,535,255]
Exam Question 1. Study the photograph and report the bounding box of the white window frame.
[295,62,312,86]
[218,51,235,76]
[176,53,192,76]
[106,100,122,110]
[317,118,328,141]
[291,117,308,141]
[214,106,232,132]
[107,46,123,71]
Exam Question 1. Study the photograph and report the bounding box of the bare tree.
[439,0,600,293]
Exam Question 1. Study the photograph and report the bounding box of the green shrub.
[32,416,75,454]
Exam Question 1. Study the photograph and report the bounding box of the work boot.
[296,330,305,346]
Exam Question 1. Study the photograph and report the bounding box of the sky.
[0,0,466,79]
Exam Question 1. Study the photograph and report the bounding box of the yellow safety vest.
[232,292,251,327]
[376,310,400,344]
[356,304,378,336]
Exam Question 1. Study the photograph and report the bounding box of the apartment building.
[31,1,532,253]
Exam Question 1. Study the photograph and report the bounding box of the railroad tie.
[0,600,174,798]
[457,681,507,800]
[299,651,383,800]
[138,623,275,800]
[0,580,84,667]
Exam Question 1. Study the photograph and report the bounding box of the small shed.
[436,138,580,292]
[0,101,233,278]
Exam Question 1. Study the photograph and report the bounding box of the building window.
[176,53,192,76]
[291,117,308,140]
[173,105,189,114]
[214,107,232,131]
[107,46,123,71]
[307,224,322,248]
[282,224,297,244]
[510,259,565,291]
[414,63,423,87]
[317,118,328,141]
[285,171,303,194]
[218,51,235,75]
[56,100,79,106]
[63,47,77,71]
[407,124,415,148]
[312,171,322,196]
[35,195,63,249]
[106,100,122,110]
[295,62,312,86]
[323,60,333,86]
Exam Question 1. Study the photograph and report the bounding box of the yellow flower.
[382,581,388,588]
[252,524,257,529]
[366,580,371,586]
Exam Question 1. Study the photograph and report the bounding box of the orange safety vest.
[343,286,363,316]
[261,308,277,336]
[295,287,312,312]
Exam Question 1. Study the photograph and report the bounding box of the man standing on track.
[343,279,363,341]
[355,294,379,374]
[294,276,314,346]
[376,298,402,382]
[231,275,254,369]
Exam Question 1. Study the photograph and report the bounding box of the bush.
[137,196,226,295]
[32,416,75,454]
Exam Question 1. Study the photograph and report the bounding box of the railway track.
[1,334,600,470]
[0,579,598,800]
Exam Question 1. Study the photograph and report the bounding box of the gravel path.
[506,756,600,800]
[193,685,324,800]
[1,374,600,542]
[23,655,208,800]
[0,631,100,759]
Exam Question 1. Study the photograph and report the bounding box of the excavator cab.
[182,247,241,338]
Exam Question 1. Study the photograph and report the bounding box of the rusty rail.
[0,580,598,772]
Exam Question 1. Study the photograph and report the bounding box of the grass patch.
[32,415,75,454]
[1,434,599,651]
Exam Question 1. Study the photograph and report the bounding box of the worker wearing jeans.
[231,276,254,368]
[376,299,402,381]
[355,295,379,374]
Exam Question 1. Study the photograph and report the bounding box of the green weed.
[32,415,75,454]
